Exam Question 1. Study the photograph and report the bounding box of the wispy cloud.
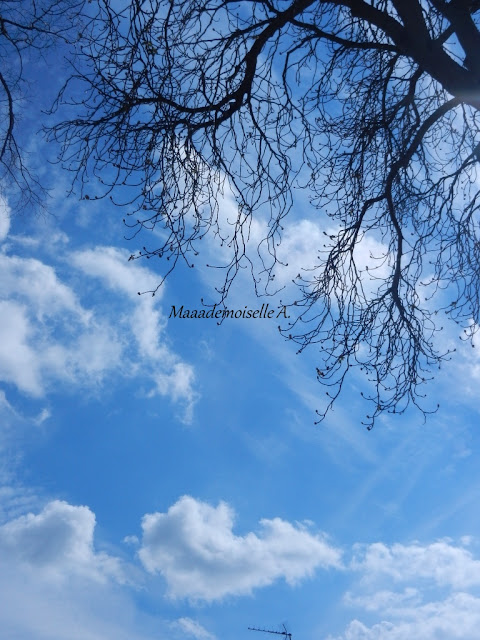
[173,617,216,640]
[0,237,198,422]
[71,246,199,421]
[0,197,11,243]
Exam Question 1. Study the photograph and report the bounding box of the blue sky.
[2,15,480,640]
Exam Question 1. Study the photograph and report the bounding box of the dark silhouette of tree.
[50,0,480,427]
[0,0,85,211]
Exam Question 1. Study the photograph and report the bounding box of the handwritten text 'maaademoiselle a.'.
[169,303,290,320]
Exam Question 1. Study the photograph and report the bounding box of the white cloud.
[0,573,165,640]
[0,253,84,319]
[344,587,421,613]
[0,244,197,421]
[72,246,198,421]
[332,540,480,640]
[211,199,390,298]
[0,500,123,583]
[150,361,197,423]
[0,391,42,515]
[174,617,216,640]
[71,246,160,299]
[0,251,120,395]
[0,197,11,242]
[330,593,480,640]
[269,220,391,298]
[351,540,480,589]
[0,501,169,640]
[138,495,342,601]
[0,297,123,396]
[0,300,44,395]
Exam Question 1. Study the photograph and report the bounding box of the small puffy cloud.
[0,500,123,583]
[174,617,216,640]
[138,495,342,601]
[150,361,197,423]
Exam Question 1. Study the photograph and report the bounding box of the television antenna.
[248,625,292,640]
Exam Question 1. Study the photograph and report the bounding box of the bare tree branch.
[0,0,86,211]
[49,0,480,426]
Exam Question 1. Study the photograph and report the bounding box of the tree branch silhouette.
[50,0,480,426]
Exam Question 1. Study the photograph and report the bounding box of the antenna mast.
[248,625,292,640]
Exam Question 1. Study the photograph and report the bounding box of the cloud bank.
[331,539,480,640]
